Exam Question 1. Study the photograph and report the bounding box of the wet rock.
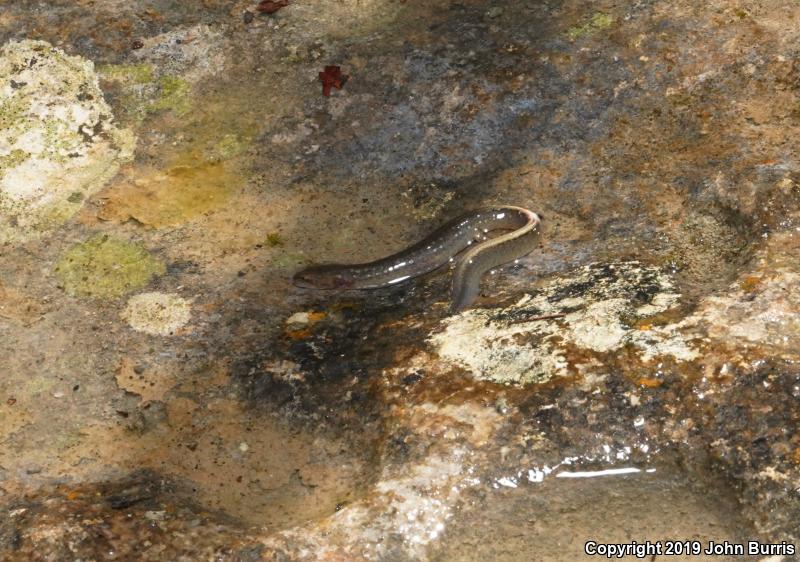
[0,476,260,561]
[263,399,503,560]
[97,162,234,227]
[115,357,176,404]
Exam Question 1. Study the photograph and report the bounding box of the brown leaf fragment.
[319,65,347,96]
[257,0,289,14]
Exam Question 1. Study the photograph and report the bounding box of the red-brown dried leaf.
[256,0,289,14]
[319,65,347,97]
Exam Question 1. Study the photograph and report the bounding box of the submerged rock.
[0,40,134,243]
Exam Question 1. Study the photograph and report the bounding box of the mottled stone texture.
[1,0,800,560]
[0,40,134,242]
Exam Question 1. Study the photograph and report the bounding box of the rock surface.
[1,0,799,560]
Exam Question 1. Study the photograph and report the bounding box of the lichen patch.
[429,262,698,385]
[0,40,134,243]
[123,292,192,336]
[54,235,165,299]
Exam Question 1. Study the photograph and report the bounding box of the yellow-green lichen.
[265,232,284,247]
[98,63,191,121]
[566,12,614,40]
[151,75,191,115]
[55,234,166,299]
[42,117,84,163]
[38,198,83,228]
[0,149,30,179]
[0,95,28,139]
[208,133,249,162]
[98,63,155,84]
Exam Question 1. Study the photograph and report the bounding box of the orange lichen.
[307,311,327,324]
[637,378,663,388]
[286,329,312,340]
[739,275,763,293]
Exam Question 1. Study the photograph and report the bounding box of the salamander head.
[292,265,354,289]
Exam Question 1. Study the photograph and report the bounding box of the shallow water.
[431,458,757,562]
